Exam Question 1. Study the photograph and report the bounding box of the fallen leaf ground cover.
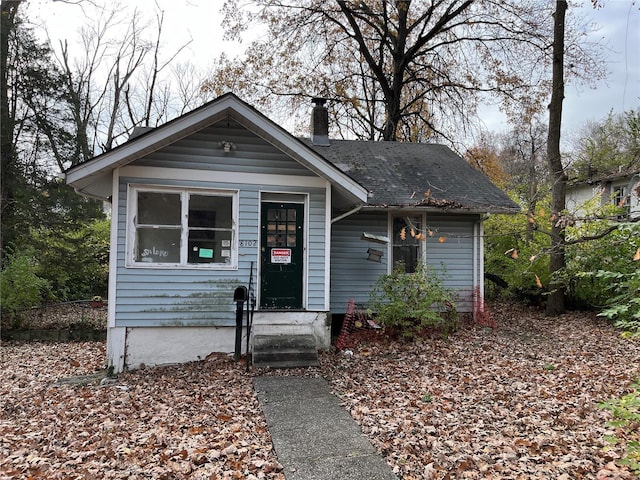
[1,302,638,479]
[320,303,640,479]
[1,344,282,479]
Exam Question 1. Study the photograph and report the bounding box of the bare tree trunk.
[1,0,21,259]
[546,0,567,315]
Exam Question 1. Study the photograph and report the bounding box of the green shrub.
[30,218,110,301]
[483,210,550,303]
[599,380,640,474]
[571,223,640,334]
[0,248,50,325]
[370,262,457,339]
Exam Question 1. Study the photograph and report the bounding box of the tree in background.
[1,0,23,259]
[569,109,640,182]
[466,124,551,304]
[205,0,605,144]
[1,1,207,309]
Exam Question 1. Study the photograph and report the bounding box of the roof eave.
[361,204,521,215]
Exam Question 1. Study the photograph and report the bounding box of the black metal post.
[233,286,247,362]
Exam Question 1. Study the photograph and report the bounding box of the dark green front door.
[260,202,304,309]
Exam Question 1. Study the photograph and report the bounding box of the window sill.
[125,263,238,271]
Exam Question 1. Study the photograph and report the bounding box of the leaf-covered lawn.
[322,303,640,479]
[0,344,282,479]
[1,302,638,479]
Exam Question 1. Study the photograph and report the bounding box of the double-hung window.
[128,186,237,268]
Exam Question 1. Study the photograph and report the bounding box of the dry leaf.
[633,247,640,261]
[3,303,639,479]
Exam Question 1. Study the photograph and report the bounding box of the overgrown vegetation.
[0,248,50,327]
[599,380,640,475]
[483,206,551,305]
[370,262,457,339]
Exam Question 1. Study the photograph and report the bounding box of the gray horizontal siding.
[114,174,327,328]
[134,121,314,176]
[330,212,388,313]
[306,193,327,310]
[425,216,478,311]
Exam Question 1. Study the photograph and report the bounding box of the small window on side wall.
[130,186,237,269]
[392,215,422,273]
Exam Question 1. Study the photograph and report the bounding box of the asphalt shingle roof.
[303,139,520,213]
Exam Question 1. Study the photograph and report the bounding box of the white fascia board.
[119,166,327,189]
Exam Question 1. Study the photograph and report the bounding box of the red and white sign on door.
[271,248,292,264]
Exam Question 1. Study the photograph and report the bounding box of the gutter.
[358,205,520,215]
[331,204,363,224]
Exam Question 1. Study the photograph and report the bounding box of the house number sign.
[239,240,257,247]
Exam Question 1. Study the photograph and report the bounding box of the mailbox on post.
[233,286,248,362]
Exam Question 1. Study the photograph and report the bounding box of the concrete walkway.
[253,376,397,480]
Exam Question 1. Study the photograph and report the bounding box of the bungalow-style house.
[65,93,519,372]
[566,171,640,220]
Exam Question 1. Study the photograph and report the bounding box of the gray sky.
[31,0,640,141]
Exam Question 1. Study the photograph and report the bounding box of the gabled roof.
[66,92,517,214]
[303,139,520,214]
[65,93,368,203]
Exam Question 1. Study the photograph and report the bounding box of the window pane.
[138,192,181,225]
[188,230,232,264]
[393,216,421,273]
[189,195,232,228]
[136,228,181,263]
[393,246,420,273]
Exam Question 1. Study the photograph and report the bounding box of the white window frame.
[389,212,426,273]
[126,184,238,270]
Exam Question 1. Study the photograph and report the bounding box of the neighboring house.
[65,93,519,372]
[566,171,640,220]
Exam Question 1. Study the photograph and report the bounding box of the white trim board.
[120,166,327,189]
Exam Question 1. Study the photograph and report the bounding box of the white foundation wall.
[107,311,331,372]
[124,327,240,370]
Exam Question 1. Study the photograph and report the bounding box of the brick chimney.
[311,97,330,146]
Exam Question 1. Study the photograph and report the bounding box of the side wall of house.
[424,215,478,312]
[567,177,640,219]
[330,212,389,312]
[330,212,480,314]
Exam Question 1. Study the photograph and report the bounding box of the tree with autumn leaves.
[209,0,605,145]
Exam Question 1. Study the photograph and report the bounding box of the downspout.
[474,214,490,318]
[627,174,640,219]
[331,204,363,224]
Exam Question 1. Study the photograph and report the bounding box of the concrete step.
[252,334,319,368]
